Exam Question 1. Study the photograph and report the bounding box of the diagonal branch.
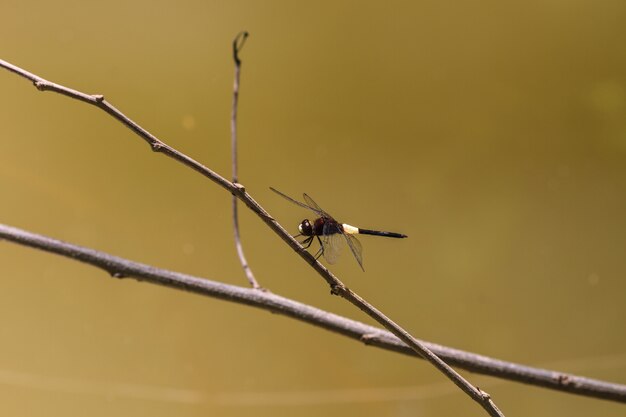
[0,57,509,415]
[1,223,625,404]
[0,55,505,415]
[229,31,260,289]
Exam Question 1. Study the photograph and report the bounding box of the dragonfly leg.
[314,236,325,260]
[300,236,314,249]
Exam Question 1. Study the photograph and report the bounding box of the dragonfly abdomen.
[357,228,408,238]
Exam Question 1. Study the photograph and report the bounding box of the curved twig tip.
[232,31,249,65]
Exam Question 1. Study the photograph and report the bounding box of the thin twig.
[230,31,260,289]
[0,58,508,414]
[1,223,625,404]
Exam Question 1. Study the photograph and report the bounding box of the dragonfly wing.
[303,193,332,218]
[343,233,364,271]
[270,187,325,215]
[321,233,343,264]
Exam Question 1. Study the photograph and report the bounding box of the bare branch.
[229,31,260,289]
[1,223,625,404]
[0,56,510,415]
[29,54,626,415]
[0,56,506,416]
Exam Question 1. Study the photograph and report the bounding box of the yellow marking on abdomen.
[342,224,360,235]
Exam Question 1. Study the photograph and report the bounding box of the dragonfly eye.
[299,219,313,236]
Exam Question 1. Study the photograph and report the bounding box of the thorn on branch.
[232,31,249,65]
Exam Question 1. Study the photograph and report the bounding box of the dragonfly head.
[298,219,313,236]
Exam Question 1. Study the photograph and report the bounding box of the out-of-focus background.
[1,1,625,416]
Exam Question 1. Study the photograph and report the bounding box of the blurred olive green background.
[1,1,625,416]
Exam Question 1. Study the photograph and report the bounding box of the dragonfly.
[270,187,407,271]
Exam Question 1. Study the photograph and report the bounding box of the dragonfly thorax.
[298,217,344,237]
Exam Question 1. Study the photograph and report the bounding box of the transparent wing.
[303,193,333,219]
[343,233,364,271]
[321,233,344,265]
[269,187,318,212]
[270,187,326,217]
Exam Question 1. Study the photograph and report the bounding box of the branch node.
[360,333,380,344]
[232,182,246,194]
[330,283,344,296]
[556,373,574,386]
[150,141,163,152]
[33,80,45,91]
[477,387,491,401]
[94,94,105,103]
